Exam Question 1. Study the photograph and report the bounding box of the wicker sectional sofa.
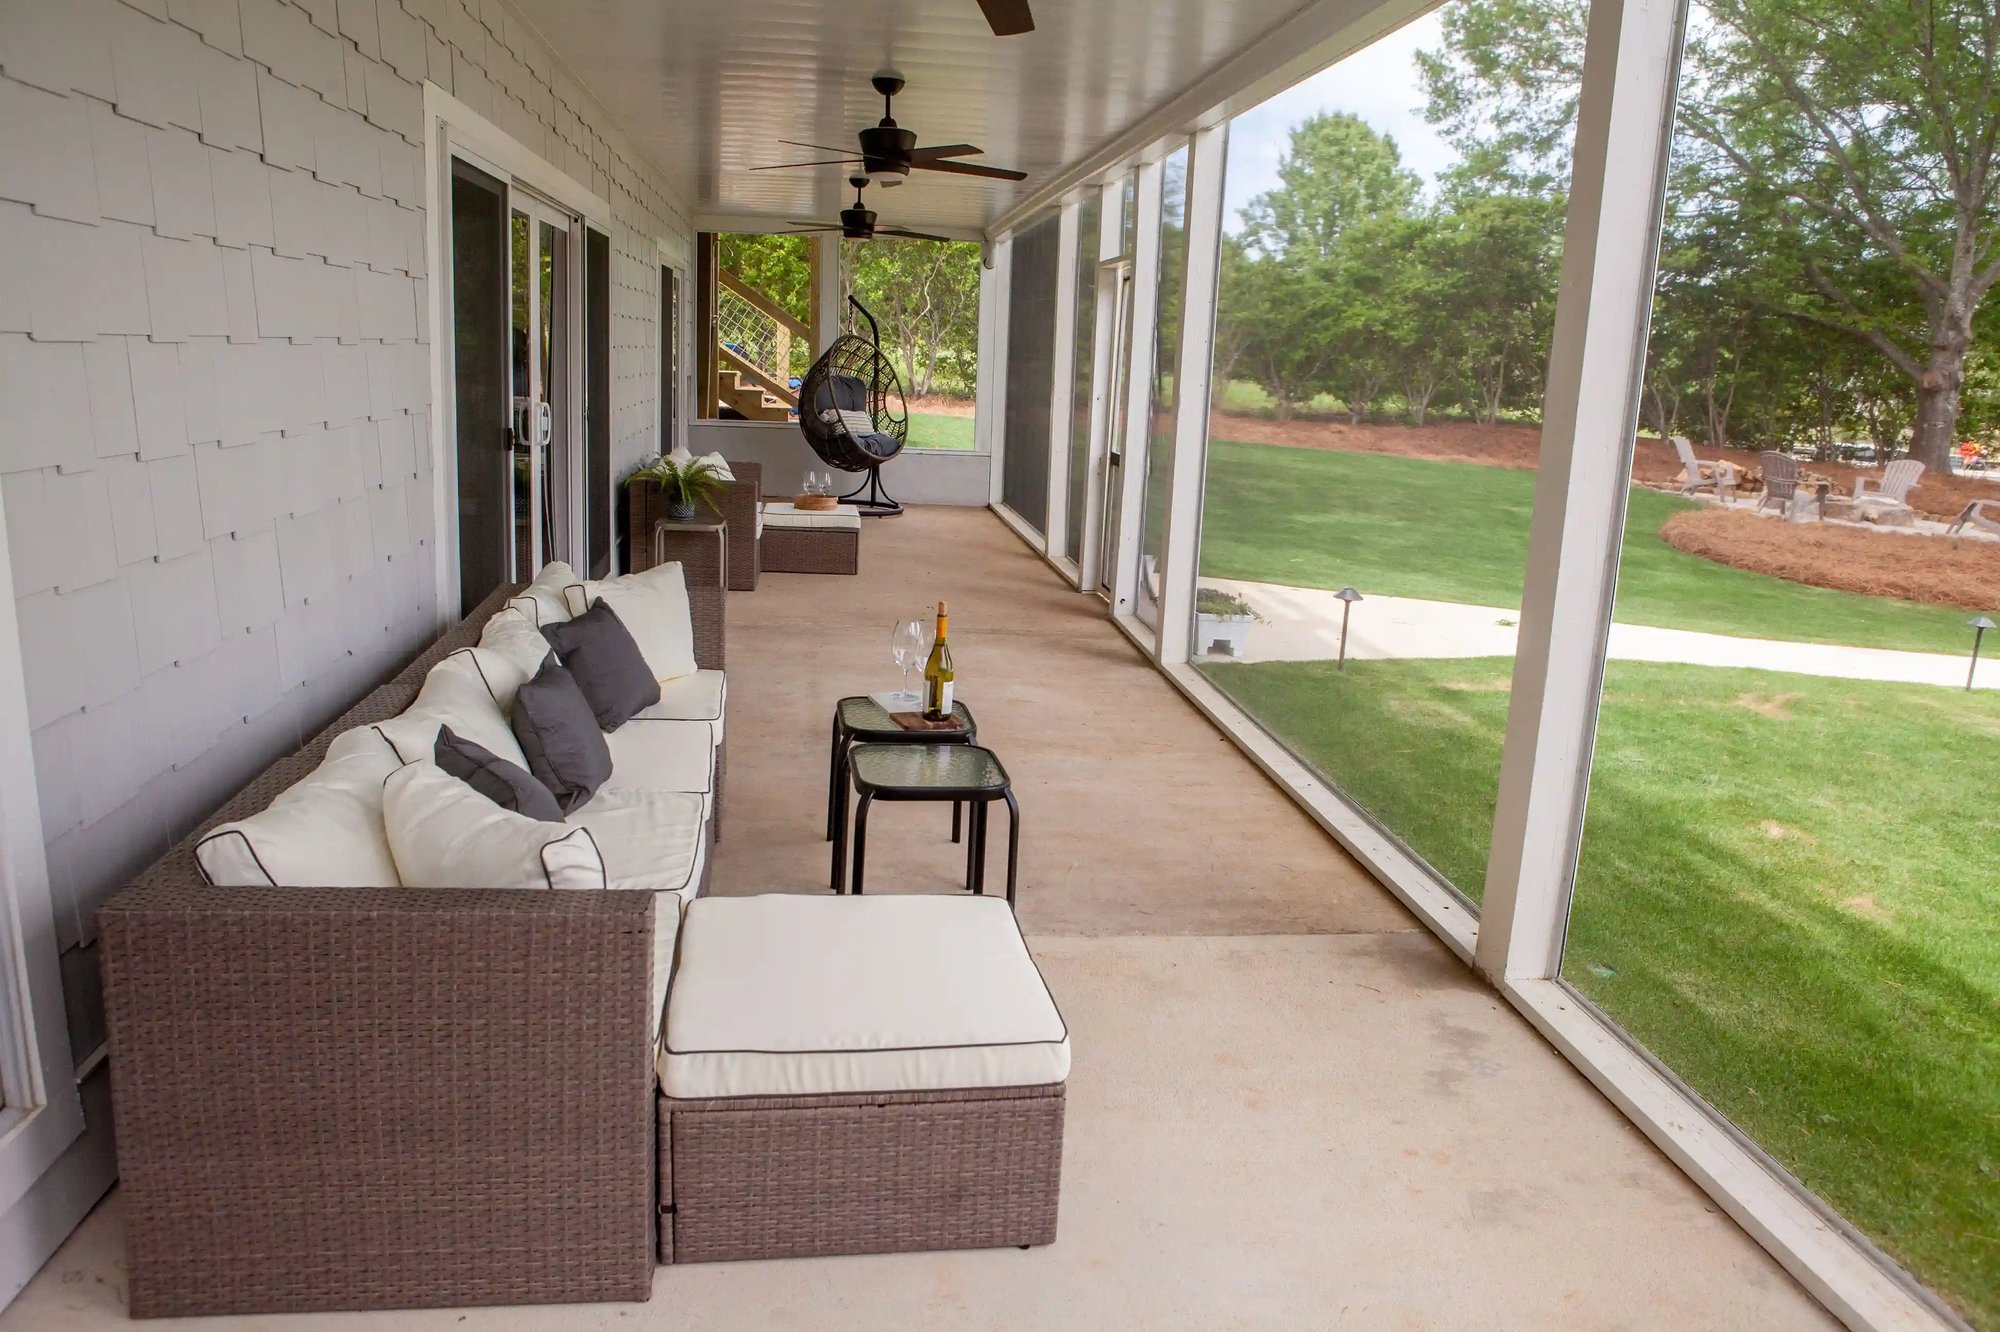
[98,555,1066,1319]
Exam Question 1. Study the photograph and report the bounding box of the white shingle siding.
[4,0,688,992]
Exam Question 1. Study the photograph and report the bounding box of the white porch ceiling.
[504,0,1324,234]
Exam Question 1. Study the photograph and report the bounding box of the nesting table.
[846,744,1020,905]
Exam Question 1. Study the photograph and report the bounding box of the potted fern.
[633,453,728,522]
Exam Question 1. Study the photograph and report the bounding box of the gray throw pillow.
[509,656,613,813]
[434,725,563,822]
[541,598,661,731]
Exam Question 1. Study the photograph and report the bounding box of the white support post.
[1076,181,1126,594]
[978,240,1013,502]
[1044,203,1082,569]
[1477,0,1689,983]
[1109,158,1164,624]
[1154,124,1230,665]
[812,233,842,357]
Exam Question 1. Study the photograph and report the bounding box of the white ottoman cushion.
[659,895,1068,1099]
[761,502,862,532]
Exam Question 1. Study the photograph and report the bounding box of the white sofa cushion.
[761,501,861,532]
[601,717,715,795]
[373,649,529,771]
[561,562,696,682]
[506,560,578,627]
[696,451,734,481]
[194,726,403,887]
[570,785,708,897]
[382,761,605,890]
[633,669,725,740]
[476,609,552,709]
[659,895,1069,1099]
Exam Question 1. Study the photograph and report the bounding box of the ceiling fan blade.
[778,139,862,156]
[783,225,844,233]
[915,157,1028,181]
[910,144,982,161]
[750,157,863,172]
[879,227,953,242]
[976,0,1034,36]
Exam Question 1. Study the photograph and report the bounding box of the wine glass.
[891,618,926,705]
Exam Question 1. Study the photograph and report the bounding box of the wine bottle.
[922,601,955,721]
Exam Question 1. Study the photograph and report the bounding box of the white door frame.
[423,82,608,626]
[1076,177,1128,596]
[1108,156,1165,622]
[1041,202,1083,573]
[0,513,84,1221]
[1153,123,1230,665]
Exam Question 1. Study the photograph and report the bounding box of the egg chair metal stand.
[798,297,909,517]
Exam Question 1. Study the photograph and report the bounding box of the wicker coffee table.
[845,744,1019,906]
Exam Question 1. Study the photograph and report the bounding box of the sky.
[1219,11,1459,238]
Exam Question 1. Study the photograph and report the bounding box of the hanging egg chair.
[796,296,908,515]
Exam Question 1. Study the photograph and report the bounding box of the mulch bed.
[1207,412,1995,522]
[1659,508,2000,611]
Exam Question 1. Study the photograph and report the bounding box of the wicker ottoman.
[760,502,861,574]
[656,894,1067,1264]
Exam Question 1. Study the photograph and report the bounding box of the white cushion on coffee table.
[659,894,1068,1099]
[760,502,861,532]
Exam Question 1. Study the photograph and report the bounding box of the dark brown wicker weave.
[629,462,762,590]
[760,524,860,575]
[99,581,726,1317]
[659,1084,1064,1264]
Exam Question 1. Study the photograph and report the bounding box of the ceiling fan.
[752,74,1028,187]
[786,177,951,243]
[976,0,1034,35]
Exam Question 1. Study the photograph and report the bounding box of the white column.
[1477,0,1690,982]
[1043,202,1082,565]
[1076,180,1126,593]
[973,240,1011,495]
[1154,124,1230,665]
[1109,158,1164,623]
[812,233,843,357]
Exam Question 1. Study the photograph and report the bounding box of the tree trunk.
[1908,368,1962,473]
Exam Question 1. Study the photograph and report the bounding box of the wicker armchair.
[627,462,762,591]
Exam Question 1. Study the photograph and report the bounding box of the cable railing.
[715,269,810,413]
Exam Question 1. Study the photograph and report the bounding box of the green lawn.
[1199,439,1976,654]
[905,410,976,451]
[1200,655,2000,1327]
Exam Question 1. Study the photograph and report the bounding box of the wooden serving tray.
[792,494,838,511]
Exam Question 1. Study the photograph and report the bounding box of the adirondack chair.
[1853,459,1924,511]
[1672,435,1739,498]
[1757,451,1798,515]
[1946,499,2000,539]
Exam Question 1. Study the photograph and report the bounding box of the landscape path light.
[1335,586,1363,671]
[1969,615,1996,692]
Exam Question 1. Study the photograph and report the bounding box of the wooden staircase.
[716,368,793,421]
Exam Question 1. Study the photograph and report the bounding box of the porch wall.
[0,0,688,1293]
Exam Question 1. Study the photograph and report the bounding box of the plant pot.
[1196,611,1255,658]
[665,496,697,523]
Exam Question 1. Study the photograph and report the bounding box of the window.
[1133,147,1190,628]
[1063,191,1102,565]
[696,232,814,422]
[842,238,983,451]
[1187,12,1569,907]
[1001,211,1063,530]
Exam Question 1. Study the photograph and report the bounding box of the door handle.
[537,400,553,446]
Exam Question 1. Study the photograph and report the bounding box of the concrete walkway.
[1202,576,1996,690]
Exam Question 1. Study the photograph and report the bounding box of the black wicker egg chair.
[798,296,908,516]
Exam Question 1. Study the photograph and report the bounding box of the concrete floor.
[3,507,1838,1331]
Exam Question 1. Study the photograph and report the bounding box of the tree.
[844,239,981,398]
[1418,0,2000,471]
[1240,112,1420,261]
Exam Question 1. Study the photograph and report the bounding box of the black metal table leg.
[971,801,989,896]
[851,792,873,895]
[825,716,844,842]
[952,801,962,844]
[1003,788,1020,907]
[830,761,850,893]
